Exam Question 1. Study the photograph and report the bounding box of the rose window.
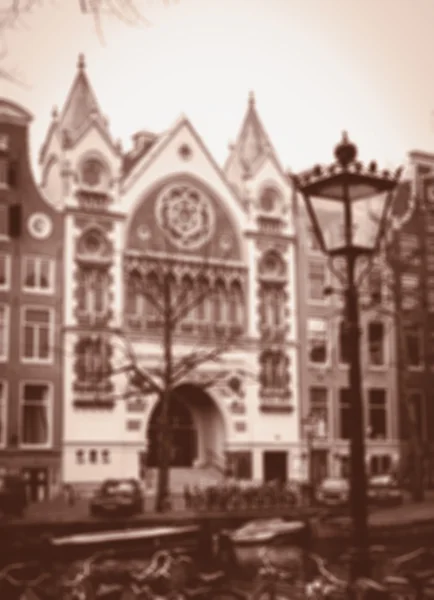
[155,184,215,250]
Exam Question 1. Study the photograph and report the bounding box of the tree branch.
[171,330,240,385]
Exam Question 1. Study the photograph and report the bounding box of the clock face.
[81,159,104,187]
[28,213,53,240]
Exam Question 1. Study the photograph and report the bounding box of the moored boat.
[218,518,311,577]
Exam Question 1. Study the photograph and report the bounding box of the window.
[308,319,328,364]
[22,256,54,293]
[75,336,111,387]
[20,383,51,447]
[0,134,9,151]
[399,234,420,266]
[407,391,425,440]
[0,381,7,447]
[338,321,351,365]
[101,449,110,464]
[308,260,326,301]
[370,454,392,476]
[367,268,382,305]
[261,283,285,328]
[260,351,288,390]
[0,205,8,238]
[401,274,419,310]
[228,280,244,326]
[76,267,110,319]
[0,158,7,188]
[0,305,8,360]
[308,387,328,438]
[89,449,98,464]
[368,389,387,439]
[76,450,84,465]
[22,307,52,362]
[339,388,351,440]
[213,280,227,323]
[367,321,385,366]
[0,254,10,289]
[403,325,423,368]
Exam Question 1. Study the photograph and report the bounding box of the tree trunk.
[155,274,173,512]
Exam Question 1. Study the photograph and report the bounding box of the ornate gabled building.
[40,55,302,486]
[0,100,63,500]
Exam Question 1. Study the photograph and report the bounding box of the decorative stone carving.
[155,184,215,251]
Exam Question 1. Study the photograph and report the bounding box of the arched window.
[228,280,244,325]
[76,267,110,319]
[261,350,287,389]
[125,269,143,317]
[76,336,110,385]
[145,271,160,323]
[214,279,227,323]
[180,274,195,322]
[261,283,285,328]
[197,276,212,322]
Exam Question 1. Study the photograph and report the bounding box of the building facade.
[39,55,304,486]
[391,150,434,485]
[0,100,63,500]
[295,181,401,484]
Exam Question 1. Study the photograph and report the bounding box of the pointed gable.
[224,91,285,191]
[59,53,107,139]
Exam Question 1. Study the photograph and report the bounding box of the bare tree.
[0,0,177,84]
[87,252,247,513]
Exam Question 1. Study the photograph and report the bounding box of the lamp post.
[293,133,402,581]
[302,412,317,505]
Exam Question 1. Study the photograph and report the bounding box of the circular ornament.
[28,213,53,240]
[82,230,104,255]
[260,186,280,213]
[81,158,105,187]
[178,144,192,160]
[155,184,215,250]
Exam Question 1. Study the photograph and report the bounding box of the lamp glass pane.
[307,191,390,253]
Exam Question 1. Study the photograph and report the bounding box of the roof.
[59,53,107,137]
[224,92,286,188]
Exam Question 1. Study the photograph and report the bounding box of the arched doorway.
[147,392,198,467]
[146,384,226,469]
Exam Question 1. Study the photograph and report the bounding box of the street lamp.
[293,132,402,581]
[302,412,317,505]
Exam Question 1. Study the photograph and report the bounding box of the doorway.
[147,393,198,467]
[22,467,48,502]
[263,451,288,483]
[311,449,329,485]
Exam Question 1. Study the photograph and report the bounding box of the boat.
[50,523,200,561]
[217,518,310,577]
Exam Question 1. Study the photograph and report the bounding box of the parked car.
[89,478,144,518]
[368,474,404,506]
[0,472,27,517]
[315,477,349,507]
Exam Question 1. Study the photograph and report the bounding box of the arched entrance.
[146,384,225,468]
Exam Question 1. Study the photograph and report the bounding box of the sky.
[2,0,434,177]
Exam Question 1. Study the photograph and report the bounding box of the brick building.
[295,182,401,484]
[0,100,63,500]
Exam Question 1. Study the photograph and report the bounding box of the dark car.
[89,478,144,518]
[368,474,404,506]
[0,472,27,517]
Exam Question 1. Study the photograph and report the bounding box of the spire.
[58,53,106,137]
[224,91,283,186]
